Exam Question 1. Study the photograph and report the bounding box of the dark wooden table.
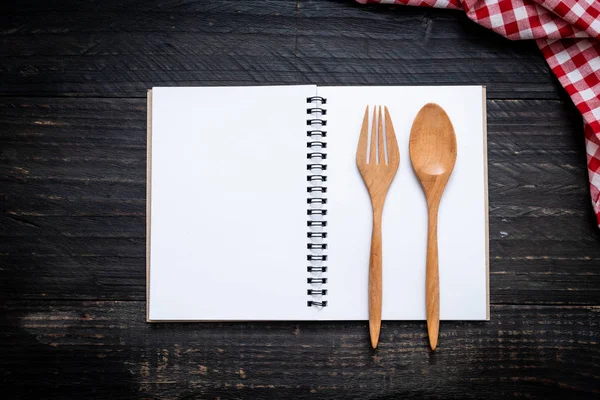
[1,1,599,398]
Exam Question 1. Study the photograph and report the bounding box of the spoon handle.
[426,204,440,351]
[369,206,383,349]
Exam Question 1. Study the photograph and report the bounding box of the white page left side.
[148,85,318,321]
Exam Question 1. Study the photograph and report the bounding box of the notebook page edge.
[483,86,490,321]
[146,89,153,322]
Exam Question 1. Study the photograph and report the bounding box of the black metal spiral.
[307,301,327,307]
[306,95,328,307]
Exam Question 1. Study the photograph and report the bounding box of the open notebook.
[147,85,489,322]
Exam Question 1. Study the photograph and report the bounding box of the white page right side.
[318,86,487,321]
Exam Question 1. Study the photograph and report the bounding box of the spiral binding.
[306,95,328,308]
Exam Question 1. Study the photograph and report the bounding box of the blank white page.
[148,86,318,321]
[319,86,488,320]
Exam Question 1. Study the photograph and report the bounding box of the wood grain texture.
[409,103,458,350]
[0,0,599,397]
[0,0,562,99]
[357,106,401,348]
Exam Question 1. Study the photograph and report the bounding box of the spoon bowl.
[409,103,457,180]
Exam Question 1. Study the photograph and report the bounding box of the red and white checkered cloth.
[358,0,600,226]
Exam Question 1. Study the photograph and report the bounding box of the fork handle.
[369,206,383,349]
[426,203,440,351]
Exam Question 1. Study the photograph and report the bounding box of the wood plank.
[1,301,598,398]
[0,182,145,217]
[0,0,563,99]
[0,0,297,14]
[0,215,145,237]
[491,257,600,305]
[0,256,144,300]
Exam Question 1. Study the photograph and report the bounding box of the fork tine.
[378,106,385,165]
[384,106,399,164]
[356,106,369,165]
[369,105,377,164]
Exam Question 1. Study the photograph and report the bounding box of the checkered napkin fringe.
[357,0,600,226]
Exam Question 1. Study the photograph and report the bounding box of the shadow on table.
[0,301,138,399]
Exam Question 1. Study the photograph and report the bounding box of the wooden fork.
[356,105,400,349]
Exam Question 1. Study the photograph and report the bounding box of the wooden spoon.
[409,103,457,351]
